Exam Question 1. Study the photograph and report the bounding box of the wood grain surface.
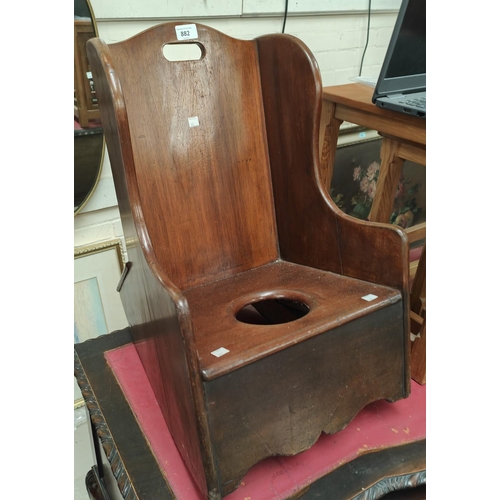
[87,23,410,499]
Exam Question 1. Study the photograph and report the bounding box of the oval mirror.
[74,0,104,215]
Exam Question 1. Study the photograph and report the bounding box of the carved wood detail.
[74,351,138,500]
[352,471,426,500]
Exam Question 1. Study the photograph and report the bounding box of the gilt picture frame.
[74,239,128,407]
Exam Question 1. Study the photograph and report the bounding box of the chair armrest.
[336,209,409,291]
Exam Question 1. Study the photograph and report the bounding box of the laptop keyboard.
[400,96,426,108]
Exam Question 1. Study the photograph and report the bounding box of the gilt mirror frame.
[74,0,104,216]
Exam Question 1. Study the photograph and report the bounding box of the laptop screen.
[373,0,426,97]
[386,0,426,78]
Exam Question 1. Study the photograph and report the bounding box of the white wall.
[74,0,401,252]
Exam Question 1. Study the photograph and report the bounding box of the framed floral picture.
[74,239,129,406]
[329,136,426,230]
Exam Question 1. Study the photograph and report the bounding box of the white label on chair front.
[361,294,378,301]
[211,347,230,357]
[188,116,200,127]
[175,24,198,41]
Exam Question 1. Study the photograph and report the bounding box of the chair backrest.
[92,24,280,291]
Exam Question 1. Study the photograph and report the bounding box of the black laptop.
[372,0,426,118]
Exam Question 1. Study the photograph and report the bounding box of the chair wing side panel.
[86,38,217,498]
[256,34,343,274]
[257,35,410,288]
[337,215,409,290]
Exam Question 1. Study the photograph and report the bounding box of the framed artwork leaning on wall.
[74,239,129,407]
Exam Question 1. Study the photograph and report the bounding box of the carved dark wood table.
[75,328,426,500]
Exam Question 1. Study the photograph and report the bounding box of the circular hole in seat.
[235,298,310,325]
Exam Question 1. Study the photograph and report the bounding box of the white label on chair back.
[361,294,378,301]
[211,347,230,358]
[175,24,199,41]
[188,116,200,127]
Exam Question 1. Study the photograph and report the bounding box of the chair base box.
[204,301,407,497]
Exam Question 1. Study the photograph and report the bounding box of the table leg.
[411,319,426,385]
[368,137,404,223]
[319,99,342,191]
[410,245,426,385]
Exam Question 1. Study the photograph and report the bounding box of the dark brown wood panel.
[257,34,344,275]
[204,302,406,496]
[302,441,425,499]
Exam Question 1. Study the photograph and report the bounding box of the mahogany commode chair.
[87,23,410,500]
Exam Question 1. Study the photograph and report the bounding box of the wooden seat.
[87,22,411,500]
[185,260,402,380]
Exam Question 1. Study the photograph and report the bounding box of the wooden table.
[75,328,426,500]
[320,83,425,243]
[320,83,426,384]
